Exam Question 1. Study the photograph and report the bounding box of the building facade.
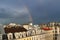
[3,23,54,40]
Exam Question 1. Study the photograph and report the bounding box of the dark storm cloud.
[0,0,31,24]
[0,7,30,24]
[24,0,60,24]
[0,0,60,24]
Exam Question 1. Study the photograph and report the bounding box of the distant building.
[0,34,2,40]
[3,23,27,33]
[42,27,54,40]
[3,23,54,40]
[23,24,29,30]
[23,23,34,30]
[47,22,60,40]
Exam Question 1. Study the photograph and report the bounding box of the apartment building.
[23,23,33,30]
[3,23,54,40]
[42,27,54,40]
[0,34,2,40]
[6,29,46,40]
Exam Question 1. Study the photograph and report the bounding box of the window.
[24,39,25,40]
[55,31,57,33]
[27,39,28,40]
[30,38,31,40]
[53,35,57,40]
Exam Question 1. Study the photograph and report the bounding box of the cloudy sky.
[0,0,60,24]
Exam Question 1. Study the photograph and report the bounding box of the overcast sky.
[0,0,60,24]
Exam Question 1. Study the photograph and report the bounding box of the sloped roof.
[42,27,52,31]
[4,26,27,33]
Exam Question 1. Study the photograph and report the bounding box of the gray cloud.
[0,0,60,24]
[24,0,60,24]
[0,3,30,24]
